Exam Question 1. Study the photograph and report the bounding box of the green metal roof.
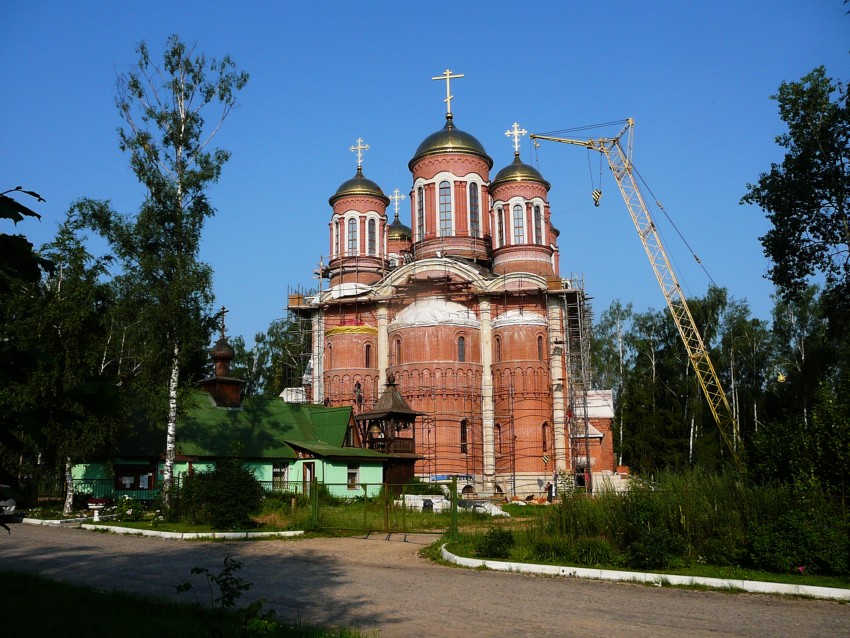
[120,391,381,462]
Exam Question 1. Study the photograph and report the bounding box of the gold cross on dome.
[350,137,370,169]
[432,69,464,115]
[390,189,406,217]
[505,122,527,154]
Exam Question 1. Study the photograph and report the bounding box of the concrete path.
[4,523,849,637]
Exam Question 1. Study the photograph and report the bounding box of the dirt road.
[4,523,848,637]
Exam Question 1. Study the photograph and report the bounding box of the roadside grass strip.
[440,545,850,601]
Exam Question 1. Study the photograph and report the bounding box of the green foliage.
[179,455,264,529]
[75,35,248,500]
[473,527,515,559]
[0,210,123,487]
[246,316,314,396]
[572,537,623,567]
[177,556,278,637]
[113,495,145,522]
[521,470,850,576]
[742,67,850,312]
[748,508,849,575]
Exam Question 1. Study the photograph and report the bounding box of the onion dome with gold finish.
[490,152,551,190]
[329,166,390,206]
[408,114,493,170]
[387,212,412,241]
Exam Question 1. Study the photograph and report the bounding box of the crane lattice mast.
[531,120,743,470]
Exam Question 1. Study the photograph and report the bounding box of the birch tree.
[78,35,248,504]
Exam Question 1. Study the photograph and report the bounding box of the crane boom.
[531,119,743,469]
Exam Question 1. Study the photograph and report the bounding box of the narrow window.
[537,335,544,361]
[458,336,466,362]
[542,422,550,452]
[534,205,543,244]
[439,181,452,237]
[469,183,480,237]
[495,423,502,455]
[417,186,425,239]
[513,204,525,244]
[365,343,372,368]
[272,463,288,491]
[347,464,360,489]
[497,207,505,247]
[495,336,502,363]
[347,218,357,255]
[334,220,340,257]
[394,338,402,365]
[460,419,468,455]
[326,343,332,369]
[368,218,376,255]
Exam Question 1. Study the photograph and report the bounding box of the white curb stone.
[439,545,850,601]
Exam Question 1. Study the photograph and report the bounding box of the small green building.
[74,333,387,499]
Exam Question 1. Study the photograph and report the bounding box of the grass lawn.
[0,570,369,638]
[444,536,850,591]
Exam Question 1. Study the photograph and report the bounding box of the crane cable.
[631,163,718,288]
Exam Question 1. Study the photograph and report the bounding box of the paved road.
[4,523,849,637]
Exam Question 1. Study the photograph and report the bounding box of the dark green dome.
[329,167,389,206]
[409,114,493,170]
[490,153,550,190]
[387,213,412,241]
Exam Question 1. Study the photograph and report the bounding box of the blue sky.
[3,1,848,345]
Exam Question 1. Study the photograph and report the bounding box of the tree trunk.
[63,457,74,516]
[162,341,180,506]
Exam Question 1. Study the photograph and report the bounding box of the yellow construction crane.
[531,119,744,470]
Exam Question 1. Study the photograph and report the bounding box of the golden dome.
[490,153,550,190]
[329,167,389,206]
[408,114,493,170]
[387,213,412,240]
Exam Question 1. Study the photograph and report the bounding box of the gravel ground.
[4,523,849,637]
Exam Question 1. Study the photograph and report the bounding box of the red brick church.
[290,71,615,497]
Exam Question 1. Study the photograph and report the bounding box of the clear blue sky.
[3,1,848,345]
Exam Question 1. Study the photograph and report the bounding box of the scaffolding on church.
[563,275,594,494]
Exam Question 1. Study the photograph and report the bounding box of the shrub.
[113,496,145,522]
[572,537,623,567]
[179,456,264,530]
[748,509,849,575]
[474,527,515,559]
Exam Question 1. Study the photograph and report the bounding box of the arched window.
[513,204,525,244]
[334,220,340,257]
[538,335,544,361]
[495,423,502,455]
[326,343,333,370]
[495,336,502,363]
[534,205,543,244]
[417,186,425,240]
[458,336,466,362]
[367,218,376,255]
[542,422,550,452]
[365,344,371,368]
[497,207,505,247]
[460,419,468,455]
[394,338,402,365]
[347,218,357,255]
[439,181,452,237]
[469,183,480,237]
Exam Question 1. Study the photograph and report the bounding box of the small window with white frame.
[347,464,360,489]
[513,204,525,244]
[347,218,358,255]
[272,462,289,491]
